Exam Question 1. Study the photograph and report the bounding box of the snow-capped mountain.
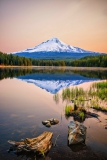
[13,38,102,59]
[15,38,93,53]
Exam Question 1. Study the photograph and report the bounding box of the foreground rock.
[8,131,53,155]
[42,118,59,127]
[68,121,87,145]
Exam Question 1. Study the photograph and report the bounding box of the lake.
[0,67,107,160]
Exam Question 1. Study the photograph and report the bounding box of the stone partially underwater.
[42,118,59,127]
[68,121,87,145]
[8,131,53,155]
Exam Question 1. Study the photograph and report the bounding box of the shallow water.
[0,68,107,160]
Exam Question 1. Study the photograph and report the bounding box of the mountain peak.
[48,37,61,43]
[13,37,101,57]
[43,37,65,46]
[31,37,70,52]
[49,37,59,41]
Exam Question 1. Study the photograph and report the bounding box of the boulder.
[68,121,87,145]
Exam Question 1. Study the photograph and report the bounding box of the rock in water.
[42,118,59,127]
[42,120,50,125]
[53,118,59,125]
[45,122,51,127]
[48,118,59,125]
[68,121,87,145]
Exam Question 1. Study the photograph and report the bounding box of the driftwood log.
[8,131,53,155]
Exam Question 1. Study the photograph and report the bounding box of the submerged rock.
[42,118,59,127]
[45,122,51,127]
[53,118,59,124]
[68,121,87,145]
[48,118,59,125]
[42,120,50,125]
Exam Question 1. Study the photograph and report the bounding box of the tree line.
[0,52,65,66]
[70,55,107,67]
[0,52,32,66]
[0,51,107,67]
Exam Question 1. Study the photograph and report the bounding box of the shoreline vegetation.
[56,80,107,118]
[0,51,107,67]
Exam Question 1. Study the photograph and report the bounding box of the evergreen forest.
[0,51,107,67]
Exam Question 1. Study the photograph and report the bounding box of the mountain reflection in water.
[1,68,107,94]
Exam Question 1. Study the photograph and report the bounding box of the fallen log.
[8,131,53,155]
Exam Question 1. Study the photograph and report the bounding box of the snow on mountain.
[20,79,98,94]
[26,37,88,53]
[14,38,96,54]
[13,37,102,59]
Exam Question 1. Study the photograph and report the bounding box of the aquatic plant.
[65,105,74,115]
[40,149,45,157]
[78,111,85,121]
[61,81,107,113]
[62,87,87,103]
[91,81,107,101]
[53,93,59,104]
[93,81,107,89]
[62,88,71,102]
[77,106,87,113]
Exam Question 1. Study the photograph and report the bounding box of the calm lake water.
[0,68,107,160]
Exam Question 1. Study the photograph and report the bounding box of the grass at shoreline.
[56,81,107,113]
